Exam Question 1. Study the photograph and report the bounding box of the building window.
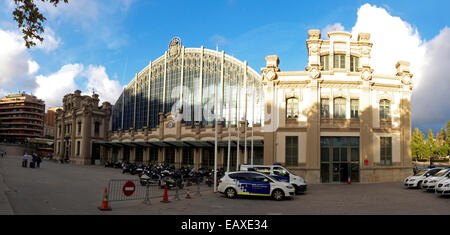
[333,54,346,69]
[149,148,158,163]
[58,142,60,154]
[380,137,392,166]
[94,121,100,136]
[350,56,359,72]
[320,55,330,71]
[321,99,330,118]
[285,136,298,167]
[350,99,359,119]
[333,98,346,119]
[76,141,80,156]
[77,121,82,135]
[182,148,194,166]
[379,99,391,121]
[286,97,299,119]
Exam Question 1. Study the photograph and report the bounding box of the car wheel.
[225,188,237,199]
[272,189,284,201]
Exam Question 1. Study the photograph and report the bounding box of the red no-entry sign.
[122,181,136,197]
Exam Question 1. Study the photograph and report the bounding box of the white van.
[240,164,307,194]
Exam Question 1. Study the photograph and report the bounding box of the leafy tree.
[12,0,68,48]
[411,128,427,160]
[426,129,436,158]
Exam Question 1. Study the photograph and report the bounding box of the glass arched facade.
[111,47,264,131]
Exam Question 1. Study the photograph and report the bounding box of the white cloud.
[322,23,345,39]
[31,63,122,108]
[0,29,39,85]
[351,4,426,84]
[83,65,123,105]
[34,64,83,108]
[349,4,449,129]
[412,27,450,125]
[35,27,61,53]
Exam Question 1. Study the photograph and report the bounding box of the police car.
[217,171,295,201]
[435,178,450,196]
[240,164,307,194]
[421,168,450,192]
[404,167,444,189]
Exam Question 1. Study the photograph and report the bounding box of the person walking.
[22,153,29,168]
[36,155,42,168]
[31,153,37,168]
[413,163,418,175]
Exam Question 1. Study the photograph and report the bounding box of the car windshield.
[415,170,428,176]
[264,174,279,182]
[434,170,448,177]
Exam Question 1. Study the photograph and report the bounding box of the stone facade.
[54,90,112,165]
[261,30,413,183]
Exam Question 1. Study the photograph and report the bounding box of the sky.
[0,0,449,134]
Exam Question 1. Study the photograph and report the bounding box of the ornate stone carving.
[265,70,277,81]
[308,30,321,40]
[168,37,182,59]
[361,67,374,81]
[307,66,321,79]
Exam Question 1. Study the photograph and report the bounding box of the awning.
[95,139,264,148]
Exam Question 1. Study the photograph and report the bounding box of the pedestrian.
[22,153,29,168]
[413,164,418,175]
[0,151,3,158]
[31,153,37,168]
[36,155,42,168]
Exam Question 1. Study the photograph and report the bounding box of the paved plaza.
[0,154,449,215]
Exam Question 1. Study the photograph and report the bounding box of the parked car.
[422,168,450,192]
[404,167,444,189]
[218,171,295,201]
[435,178,450,196]
[240,164,307,194]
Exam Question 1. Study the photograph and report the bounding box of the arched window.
[334,98,346,119]
[379,99,391,121]
[286,98,299,119]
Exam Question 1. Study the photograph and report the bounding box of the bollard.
[173,185,181,201]
[196,177,201,196]
[143,180,151,205]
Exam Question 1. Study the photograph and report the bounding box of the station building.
[54,30,414,183]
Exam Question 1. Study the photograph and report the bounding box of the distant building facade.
[0,92,45,143]
[43,107,59,138]
[53,90,111,165]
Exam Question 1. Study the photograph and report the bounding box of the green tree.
[12,0,69,48]
[447,120,450,145]
[426,129,436,159]
[411,128,427,160]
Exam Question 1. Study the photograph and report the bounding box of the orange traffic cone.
[186,188,191,199]
[98,187,112,211]
[161,185,170,203]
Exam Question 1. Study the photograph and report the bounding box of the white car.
[422,168,450,192]
[240,164,307,194]
[435,179,450,196]
[404,167,444,188]
[218,171,295,201]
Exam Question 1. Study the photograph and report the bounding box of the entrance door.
[320,137,360,183]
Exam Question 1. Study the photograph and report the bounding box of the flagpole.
[214,81,218,193]
[244,62,248,166]
[251,83,255,165]
[236,76,240,171]
[227,81,232,172]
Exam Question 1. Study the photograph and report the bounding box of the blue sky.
[0,0,449,134]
